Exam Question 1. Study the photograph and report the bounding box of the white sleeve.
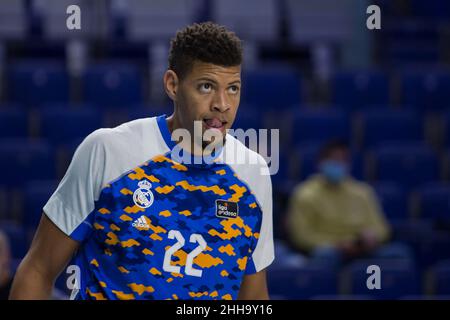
[43,129,109,242]
[247,158,274,273]
[226,144,275,274]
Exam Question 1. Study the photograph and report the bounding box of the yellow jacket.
[287,175,391,253]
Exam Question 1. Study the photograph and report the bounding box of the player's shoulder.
[224,133,269,169]
[80,116,159,153]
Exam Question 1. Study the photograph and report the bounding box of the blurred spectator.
[0,231,13,299]
[286,140,410,269]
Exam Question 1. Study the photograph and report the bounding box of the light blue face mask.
[319,160,348,183]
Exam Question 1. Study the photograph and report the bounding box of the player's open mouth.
[203,118,227,131]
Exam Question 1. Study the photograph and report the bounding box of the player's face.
[167,61,241,148]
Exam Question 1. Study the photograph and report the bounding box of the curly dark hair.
[168,22,243,79]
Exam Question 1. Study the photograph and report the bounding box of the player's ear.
[164,70,179,101]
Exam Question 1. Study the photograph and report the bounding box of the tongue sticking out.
[205,118,223,128]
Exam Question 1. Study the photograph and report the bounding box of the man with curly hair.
[10,22,274,300]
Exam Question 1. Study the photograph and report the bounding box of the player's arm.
[237,269,269,300]
[9,214,79,300]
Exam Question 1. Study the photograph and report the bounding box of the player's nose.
[211,91,230,113]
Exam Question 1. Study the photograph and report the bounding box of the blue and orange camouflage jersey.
[44,115,274,300]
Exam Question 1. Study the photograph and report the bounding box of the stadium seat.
[24,180,58,231]
[417,183,450,223]
[292,110,349,145]
[372,143,439,189]
[439,110,450,146]
[373,182,409,222]
[343,259,421,299]
[39,107,102,145]
[428,260,450,295]
[332,70,390,110]
[285,0,353,45]
[0,107,28,138]
[268,265,338,300]
[0,221,29,259]
[82,62,143,108]
[0,139,56,187]
[9,59,69,106]
[417,233,450,269]
[400,70,450,111]
[410,0,450,20]
[241,67,302,110]
[211,0,280,42]
[360,110,423,147]
[231,106,262,131]
[122,0,195,41]
[0,0,27,39]
[35,0,100,40]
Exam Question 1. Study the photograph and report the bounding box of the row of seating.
[0,0,364,43]
[2,60,450,110]
[3,105,450,147]
[268,258,450,300]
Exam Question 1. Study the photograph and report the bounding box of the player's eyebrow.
[195,77,218,84]
[228,80,241,85]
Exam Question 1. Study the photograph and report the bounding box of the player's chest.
[92,164,263,255]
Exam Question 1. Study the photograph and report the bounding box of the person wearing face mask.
[0,231,13,300]
[285,140,401,269]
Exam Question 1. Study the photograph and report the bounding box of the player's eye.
[228,85,240,95]
[198,83,213,94]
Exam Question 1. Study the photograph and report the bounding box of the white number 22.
[162,230,207,277]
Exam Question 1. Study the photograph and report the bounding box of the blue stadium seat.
[24,180,58,231]
[270,150,291,192]
[211,0,280,42]
[9,59,69,106]
[332,70,389,110]
[0,221,29,259]
[82,62,143,108]
[401,70,450,111]
[0,0,27,40]
[417,233,450,269]
[231,106,262,131]
[241,67,302,110]
[121,0,196,41]
[410,0,450,20]
[417,183,450,223]
[39,107,102,145]
[344,259,420,299]
[298,143,320,180]
[0,139,56,187]
[0,107,28,138]
[429,260,450,295]
[373,182,409,222]
[439,111,450,146]
[292,110,349,145]
[373,143,439,189]
[360,110,423,147]
[268,265,337,300]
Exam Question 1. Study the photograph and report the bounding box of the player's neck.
[165,113,209,157]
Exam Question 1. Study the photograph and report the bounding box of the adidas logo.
[132,215,150,229]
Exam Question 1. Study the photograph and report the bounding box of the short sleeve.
[43,129,108,242]
[246,158,275,274]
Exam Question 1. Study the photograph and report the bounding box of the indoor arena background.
[0,0,450,299]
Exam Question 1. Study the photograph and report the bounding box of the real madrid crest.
[133,180,154,209]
